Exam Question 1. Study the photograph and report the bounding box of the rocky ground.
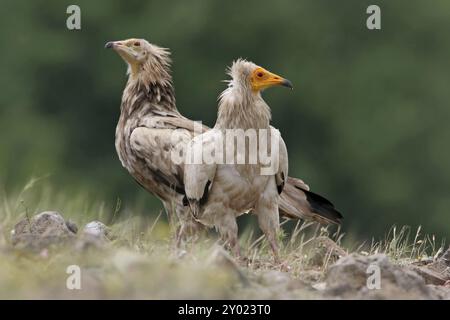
[1,211,449,299]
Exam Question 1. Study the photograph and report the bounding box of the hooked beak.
[265,70,293,89]
[105,41,115,49]
[280,78,293,89]
[105,41,127,51]
[105,40,137,65]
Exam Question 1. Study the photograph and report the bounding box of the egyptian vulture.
[105,38,342,244]
[184,59,292,257]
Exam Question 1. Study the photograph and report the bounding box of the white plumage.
[184,60,290,257]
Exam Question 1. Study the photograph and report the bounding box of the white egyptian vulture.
[184,59,293,257]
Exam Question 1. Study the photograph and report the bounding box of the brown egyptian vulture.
[105,38,342,244]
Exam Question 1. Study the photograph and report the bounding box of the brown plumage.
[106,38,342,243]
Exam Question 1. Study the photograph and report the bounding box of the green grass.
[0,180,445,299]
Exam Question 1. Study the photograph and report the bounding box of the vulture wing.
[184,129,219,215]
[129,115,207,196]
[130,126,188,193]
[272,127,288,195]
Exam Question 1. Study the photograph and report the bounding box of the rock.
[75,221,112,250]
[408,247,450,285]
[82,221,110,239]
[11,211,76,250]
[305,236,347,267]
[407,265,447,285]
[324,253,439,299]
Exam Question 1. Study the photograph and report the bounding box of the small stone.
[74,221,112,251]
[82,221,110,239]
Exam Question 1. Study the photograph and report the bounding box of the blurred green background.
[1,0,449,241]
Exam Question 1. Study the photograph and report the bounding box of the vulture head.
[228,59,293,92]
[105,38,171,85]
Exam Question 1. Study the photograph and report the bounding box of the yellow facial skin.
[250,67,293,91]
[105,38,147,74]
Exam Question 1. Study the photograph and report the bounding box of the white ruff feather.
[216,59,271,130]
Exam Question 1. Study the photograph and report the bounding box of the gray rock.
[11,211,76,250]
[305,236,347,267]
[75,221,112,250]
[325,253,438,299]
[407,265,447,285]
[408,247,450,285]
[82,221,110,239]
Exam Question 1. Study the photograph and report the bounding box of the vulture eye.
[257,72,264,78]
[134,42,141,47]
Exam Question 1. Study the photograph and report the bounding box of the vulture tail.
[279,177,343,225]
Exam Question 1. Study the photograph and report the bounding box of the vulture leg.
[216,214,240,257]
[256,179,281,261]
[163,200,204,247]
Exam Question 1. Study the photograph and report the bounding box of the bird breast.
[208,164,271,213]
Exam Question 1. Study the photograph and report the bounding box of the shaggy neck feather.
[120,49,177,117]
[215,83,271,130]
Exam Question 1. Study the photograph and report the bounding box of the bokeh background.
[1,0,449,242]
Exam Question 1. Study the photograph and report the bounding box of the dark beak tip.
[282,79,294,89]
[105,41,114,49]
